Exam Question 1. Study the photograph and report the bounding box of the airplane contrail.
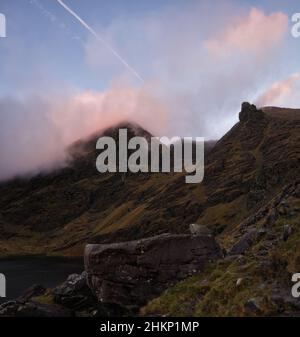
[56,0,144,83]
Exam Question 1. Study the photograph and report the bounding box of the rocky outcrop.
[53,272,96,311]
[0,272,124,317]
[189,224,213,236]
[84,233,222,308]
[228,180,300,257]
[239,102,265,123]
[229,229,260,255]
[0,286,73,318]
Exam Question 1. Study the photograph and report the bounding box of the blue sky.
[0,0,182,94]
[0,0,299,95]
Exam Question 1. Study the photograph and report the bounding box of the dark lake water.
[0,256,83,303]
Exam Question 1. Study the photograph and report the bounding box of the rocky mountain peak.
[239,102,265,123]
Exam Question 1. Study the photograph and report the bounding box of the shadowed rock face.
[84,233,222,308]
[239,102,264,123]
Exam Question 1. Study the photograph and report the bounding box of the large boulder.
[84,233,222,308]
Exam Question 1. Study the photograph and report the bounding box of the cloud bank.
[0,84,169,181]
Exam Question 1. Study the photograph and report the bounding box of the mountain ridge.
[0,102,299,258]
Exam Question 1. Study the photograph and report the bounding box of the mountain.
[0,122,213,256]
[0,102,299,316]
[142,103,300,317]
[0,104,299,259]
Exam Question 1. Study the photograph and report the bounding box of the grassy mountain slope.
[142,179,300,316]
[141,105,300,317]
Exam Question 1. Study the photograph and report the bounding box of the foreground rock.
[0,273,96,317]
[85,233,222,309]
[0,291,73,317]
[53,271,96,310]
[0,300,73,317]
[0,234,222,316]
[0,272,123,317]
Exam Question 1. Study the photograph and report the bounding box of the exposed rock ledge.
[84,233,222,308]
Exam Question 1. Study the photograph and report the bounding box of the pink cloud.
[204,8,288,56]
[0,83,170,181]
[50,84,169,147]
[255,73,300,107]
